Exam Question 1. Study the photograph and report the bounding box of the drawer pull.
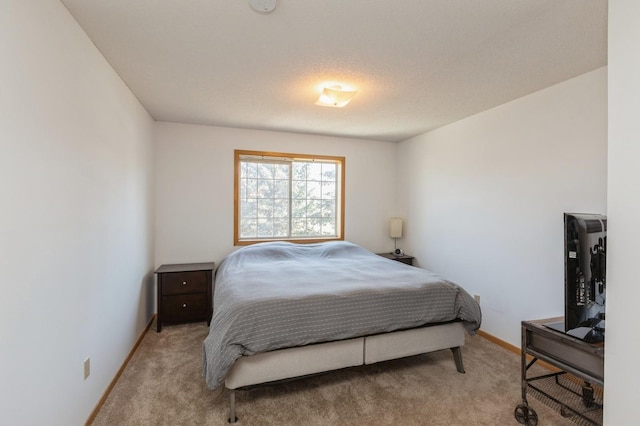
[182,303,187,308]
[182,281,187,285]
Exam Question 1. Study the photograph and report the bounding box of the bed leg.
[228,389,237,423]
[450,346,465,374]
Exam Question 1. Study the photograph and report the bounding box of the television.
[553,213,607,343]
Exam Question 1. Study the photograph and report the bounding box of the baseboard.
[85,314,156,425]
[477,329,518,353]
[477,329,560,373]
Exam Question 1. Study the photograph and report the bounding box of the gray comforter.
[202,241,481,389]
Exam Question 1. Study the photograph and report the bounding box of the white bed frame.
[224,321,466,422]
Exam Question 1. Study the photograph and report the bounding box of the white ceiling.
[60,0,607,142]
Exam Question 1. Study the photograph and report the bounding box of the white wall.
[0,1,155,424]
[604,1,640,423]
[155,122,398,266]
[397,67,608,346]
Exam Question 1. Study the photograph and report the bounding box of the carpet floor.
[91,321,585,425]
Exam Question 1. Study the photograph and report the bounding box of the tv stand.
[515,317,604,425]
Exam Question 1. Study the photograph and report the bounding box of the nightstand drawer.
[162,294,207,321]
[161,271,207,295]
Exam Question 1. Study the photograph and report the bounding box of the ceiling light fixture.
[314,85,358,108]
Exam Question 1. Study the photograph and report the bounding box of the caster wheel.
[514,404,538,426]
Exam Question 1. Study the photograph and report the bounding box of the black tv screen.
[563,213,606,342]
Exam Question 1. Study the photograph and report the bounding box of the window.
[234,150,345,245]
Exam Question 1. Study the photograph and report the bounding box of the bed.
[202,241,481,422]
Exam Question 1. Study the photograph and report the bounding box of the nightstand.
[154,262,215,332]
[376,252,415,266]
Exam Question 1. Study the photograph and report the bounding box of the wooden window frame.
[234,149,345,246]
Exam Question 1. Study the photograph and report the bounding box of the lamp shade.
[389,217,403,238]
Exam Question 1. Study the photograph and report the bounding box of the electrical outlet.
[84,357,90,380]
[474,294,480,305]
